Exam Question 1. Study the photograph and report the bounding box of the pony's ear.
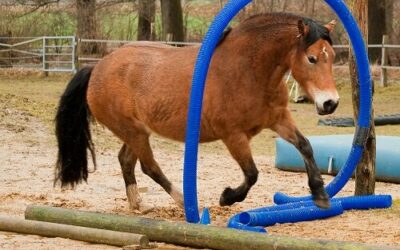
[325,20,337,33]
[297,20,310,37]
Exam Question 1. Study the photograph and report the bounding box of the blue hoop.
[183,0,372,223]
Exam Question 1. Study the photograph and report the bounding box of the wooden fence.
[0,36,399,86]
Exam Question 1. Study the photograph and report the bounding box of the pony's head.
[290,19,339,115]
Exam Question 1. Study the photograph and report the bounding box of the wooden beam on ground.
[25,205,395,250]
[0,215,149,247]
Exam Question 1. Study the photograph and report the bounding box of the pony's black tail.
[55,66,96,188]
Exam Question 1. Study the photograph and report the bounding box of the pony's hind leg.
[220,133,259,206]
[118,144,141,210]
[271,109,330,209]
[128,134,184,208]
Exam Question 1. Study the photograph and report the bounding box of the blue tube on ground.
[227,215,267,233]
[228,195,391,232]
[227,201,316,231]
[333,195,392,210]
[249,200,317,213]
[239,202,344,227]
[254,195,391,214]
[183,0,253,223]
[199,208,211,225]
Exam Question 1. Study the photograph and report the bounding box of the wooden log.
[25,205,394,250]
[0,215,149,247]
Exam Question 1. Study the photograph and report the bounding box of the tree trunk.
[269,0,275,12]
[137,0,156,41]
[160,0,184,42]
[281,0,288,12]
[385,0,398,64]
[310,0,316,16]
[348,0,376,196]
[368,0,386,63]
[76,0,98,54]
[385,0,393,38]
[303,0,309,14]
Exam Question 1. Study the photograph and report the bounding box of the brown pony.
[55,13,338,211]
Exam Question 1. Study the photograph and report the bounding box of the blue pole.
[183,0,253,223]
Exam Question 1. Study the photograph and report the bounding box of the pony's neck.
[215,25,299,88]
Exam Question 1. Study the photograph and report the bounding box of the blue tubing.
[252,195,390,214]
[227,195,391,231]
[273,0,372,204]
[184,0,376,231]
[183,0,253,223]
[199,208,211,225]
[334,195,392,210]
[239,202,344,227]
[227,215,267,233]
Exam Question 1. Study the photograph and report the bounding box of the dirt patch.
[0,77,399,249]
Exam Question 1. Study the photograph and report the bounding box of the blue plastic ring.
[183,0,372,223]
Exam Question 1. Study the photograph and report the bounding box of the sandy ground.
[1,108,400,249]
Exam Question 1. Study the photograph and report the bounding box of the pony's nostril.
[323,99,338,113]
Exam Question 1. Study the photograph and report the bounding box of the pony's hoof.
[313,198,330,209]
[170,186,184,208]
[132,203,155,214]
[219,187,236,206]
[129,203,140,211]
[312,191,330,209]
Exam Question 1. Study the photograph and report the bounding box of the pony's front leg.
[272,109,330,209]
[220,134,259,206]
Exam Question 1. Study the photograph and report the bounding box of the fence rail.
[0,36,76,73]
[0,36,399,86]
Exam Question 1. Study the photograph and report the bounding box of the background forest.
[0,0,399,64]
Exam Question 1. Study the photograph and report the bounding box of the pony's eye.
[308,56,317,64]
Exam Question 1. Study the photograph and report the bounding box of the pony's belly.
[144,118,219,143]
[147,123,186,142]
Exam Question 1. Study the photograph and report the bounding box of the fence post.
[73,36,79,72]
[42,37,48,77]
[380,34,388,87]
[8,40,12,68]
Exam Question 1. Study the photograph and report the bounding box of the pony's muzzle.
[317,99,339,115]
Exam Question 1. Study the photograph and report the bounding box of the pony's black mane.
[302,17,332,47]
[219,13,332,48]
[217,27,232,46]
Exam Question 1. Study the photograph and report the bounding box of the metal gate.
[0,36,76,73]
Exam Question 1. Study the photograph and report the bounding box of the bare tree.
[137,0,156,41]
[368,0,386,63]
[303,0,309,14]
[76,0,98,54]
[160,0,184,42]
[269,0,275,11]
[348,0,376,196]
[280,0,289,12]
[385,0,394,38]
[4,0,60,17]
